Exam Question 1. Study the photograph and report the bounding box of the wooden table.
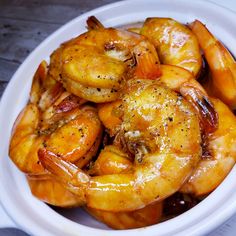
[1,0,236,235]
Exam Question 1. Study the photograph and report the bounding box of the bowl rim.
[1,0,236,235]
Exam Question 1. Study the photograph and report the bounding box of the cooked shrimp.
[9,62,102,174]
[30,60,51,104]
[9,103,46,174]
[39,76,207,211]
[158,65,218,133]
[181,98,236,196]
[74,132,102,169]
[27,174,82,207]
[9,103,101,174]
[26,134,102,207]
[48,16,161,102]
[97,100,123,136]
[140,17,202,77]
[86,144,162,229]
[41,105,102,163]
[98,65,217,138]
[86,202,162,230]
[88,145,132,176]
[189,20,236,109]
[9,62,58,174]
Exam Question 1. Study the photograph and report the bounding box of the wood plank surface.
[0,18,59,62]
[0,0,115,24]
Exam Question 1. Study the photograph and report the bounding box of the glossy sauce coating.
[141,18,202,77]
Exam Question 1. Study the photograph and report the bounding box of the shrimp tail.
[134,41,162,80]
[197,96,218,133]
[38,149,89,205]
[87,16,104,30]
[180,85,218,133]
[38,149,90,190]
[38,149,75,181]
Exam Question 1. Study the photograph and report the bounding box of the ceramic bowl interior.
[1,0,236,235]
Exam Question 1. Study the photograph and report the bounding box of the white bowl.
[1,0,236,235]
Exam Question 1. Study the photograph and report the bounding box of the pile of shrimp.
[9,16,236,229]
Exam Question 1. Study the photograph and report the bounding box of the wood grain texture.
[0,0,117,97]
[0,58,20,82]
[0,18,59,62]
[0,0,116,24]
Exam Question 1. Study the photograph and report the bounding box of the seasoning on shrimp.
[8,15,236,230]
[48,17,161,103]
[9,62,102,174]
[39,75,216,212]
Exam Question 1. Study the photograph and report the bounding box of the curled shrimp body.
[140,18,202,77]
[39,76,208,212]
[9,62,102,175]
[85,145,163,229]
[86,145,162,229]
[98,65,218,138]
[189,20,236,109]
[48,17,161,103]
[26,134,102,207]
[181,98,236,196]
